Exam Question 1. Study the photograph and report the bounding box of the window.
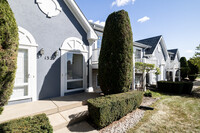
[67,53,83,90]
[170,55,173,60]
[135,49,141,59]
[97,36,102,49]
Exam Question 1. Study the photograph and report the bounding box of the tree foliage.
[188,60,199,81]
[98,10,133,95]
[180,57,189,80]
[0,0,19,114]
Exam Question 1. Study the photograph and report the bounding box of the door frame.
[60,37,88,96]
[9,27,38,102]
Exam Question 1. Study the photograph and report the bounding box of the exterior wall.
[8,0,89,100]
[148,42,167,84]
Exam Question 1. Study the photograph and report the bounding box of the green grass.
[127,90,200,133]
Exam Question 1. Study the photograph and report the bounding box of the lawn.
[127,89,200,133]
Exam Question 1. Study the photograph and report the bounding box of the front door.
[10,49,29,100]
[9,27,37,102]
[60,37,88,96]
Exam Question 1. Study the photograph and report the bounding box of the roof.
[63,0,98,41]
[133,42,152,48]
[89,22,104,32]
[168,49,178,60]
[136,35,162,54]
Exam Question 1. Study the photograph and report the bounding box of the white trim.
[61,37,88,52]
[63,0,98,41]
[9,27,37,102]
[60,37,88,96]
[36,0,62,18]
[18,27,38,47]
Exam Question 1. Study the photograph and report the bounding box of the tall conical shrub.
[98,10,133,95]
[0,0,19,114]
[180,57,189,80]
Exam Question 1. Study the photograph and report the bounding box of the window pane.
[15,49,28,85]
[97,36,102,49]
[67,81,83,90]
[135,49,141,59]
[67,53,83,80]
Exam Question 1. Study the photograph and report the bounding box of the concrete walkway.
[0,92,101,132]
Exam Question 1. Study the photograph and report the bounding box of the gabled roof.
[63,0,98,41]
[168,49,178,60]
[136,35,162,54]
[133,42,152,48]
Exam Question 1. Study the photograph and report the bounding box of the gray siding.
[8,0,89,100]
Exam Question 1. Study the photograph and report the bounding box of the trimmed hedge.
[87,91,143,128]
[157,81,193,94]
[0,0,19,114]
[98,10,133,95]
[0,114,53,133]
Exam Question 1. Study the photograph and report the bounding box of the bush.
[188,60,198,81]
[87,91,143,128]
[180,57,189,79]
[0,114,53,132]
[144,90,152,97]
[0,0,19,114]
[98,10,133,95]
[157,81,193,94]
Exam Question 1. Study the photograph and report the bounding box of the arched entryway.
[10,27,38,102]
[60,37,88,96]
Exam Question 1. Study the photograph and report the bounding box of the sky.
[75,0,200,59]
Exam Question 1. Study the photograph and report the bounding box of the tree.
[0,0,19,114]
[135,62,160,91]
[98,10,133,95]
[195,44,200,57]
[180,57,189,80]
[188,60,199,81]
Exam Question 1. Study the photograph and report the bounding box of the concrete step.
[48,106,88,131]
[54,121,99,133]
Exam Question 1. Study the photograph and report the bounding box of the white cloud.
[89,20,105,27]
[94,20,105,27]
[111,0,135,7]
[185,50,194,53]
[137,16,150,23]
[88,20,93,23]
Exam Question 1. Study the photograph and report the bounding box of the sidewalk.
[0,92,100,124]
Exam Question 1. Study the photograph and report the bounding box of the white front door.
[60,37,88,96]
[9,27,37,102]
[10,49,29,100]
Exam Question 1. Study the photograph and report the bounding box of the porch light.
[39,48,44,55]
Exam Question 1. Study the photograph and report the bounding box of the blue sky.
[75,0,200,59]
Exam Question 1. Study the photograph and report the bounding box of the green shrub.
[98,10,133,95]
[188,60,198,81]
[182,82,193,94]
[157,81,193,94]
[180,57,189,79]
[87,91,143,128]
[144,90,152,97]
[0,114,53,132]
[0,0,19,114]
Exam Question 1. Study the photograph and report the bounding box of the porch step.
[54,121,98,133]
[0,92,100,124]
[48,106,88,131]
